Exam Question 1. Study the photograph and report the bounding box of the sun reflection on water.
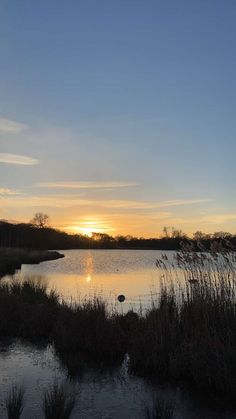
[86,274,92,283]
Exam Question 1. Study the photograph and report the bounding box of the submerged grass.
[1,246,236,402]
[5,384,24,419]
[145,395,175,419]
[42,382,75,419]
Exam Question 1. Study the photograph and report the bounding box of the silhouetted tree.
[163,226,170,238]
[213,231,232,239]
[171,228,186,239]
[193,231,206,240]
[30,213,49,228]
[0,220,236,251]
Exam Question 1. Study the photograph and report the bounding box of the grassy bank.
[0,250,236,403]
[0,248,64,277]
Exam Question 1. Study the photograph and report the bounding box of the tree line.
[0,216,235,251]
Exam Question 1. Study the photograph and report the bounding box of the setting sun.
[67,219,113,237]
[79,227,93,237]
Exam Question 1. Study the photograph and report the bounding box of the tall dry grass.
[129,247,236,401]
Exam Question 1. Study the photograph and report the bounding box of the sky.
[0,0,236,237]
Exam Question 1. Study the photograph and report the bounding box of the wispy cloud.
[154,199,211,208]
[200,213,236,224]
[0,153,39,165]
[0,188,19,195]
[66,198,210,210]
[0,195,210,210]
[37,181,138,189]
[0,117,28,133]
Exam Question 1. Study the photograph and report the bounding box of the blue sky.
[0,1,235,236]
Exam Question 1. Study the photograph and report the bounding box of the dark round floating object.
[118,294,125,303]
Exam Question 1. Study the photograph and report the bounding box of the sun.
[79,227,93,237]
[67,218,114,237]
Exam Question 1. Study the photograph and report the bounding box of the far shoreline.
[0,248,64,278]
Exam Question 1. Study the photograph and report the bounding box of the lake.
[1,249,235,418]
[11,249,176,311]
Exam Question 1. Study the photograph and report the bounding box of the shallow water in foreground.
[0,341,235,419]
[1,249,236,418]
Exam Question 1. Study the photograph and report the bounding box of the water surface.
[0,340,234,418]
[14,249,172,310]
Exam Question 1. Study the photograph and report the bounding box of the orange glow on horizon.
[66,218,115,237]
[27,211,236,239]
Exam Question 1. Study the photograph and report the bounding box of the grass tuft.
[42,382,75,419]
[5,384,24,419]
[145,395,175,419]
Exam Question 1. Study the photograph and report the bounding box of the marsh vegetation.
[0,247,236,406]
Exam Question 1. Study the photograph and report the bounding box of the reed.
[53,297,126,366]
[129,249,236,401]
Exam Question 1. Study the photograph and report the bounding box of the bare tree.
[30,213,49,228]
[163,226,171,238]
[171,228,186,239]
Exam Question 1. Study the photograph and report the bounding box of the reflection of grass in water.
[42,382,75,419]
[145,395,175,419]
[5,384,25,419]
